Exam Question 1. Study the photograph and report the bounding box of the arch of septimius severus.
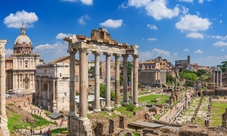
[0,40,10,136]
[64,28,139,136]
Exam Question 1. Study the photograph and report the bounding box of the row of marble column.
[35,77,57,112]
[213,71,222,87]
[68,49,139,120]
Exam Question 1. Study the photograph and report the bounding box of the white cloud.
[194,50,203,54]
[213,41,227,47]
[152,48,170,57]
[147,38,157,41]
[81,0,93,5]
[184,48,189,51]
[145,0,180,20]
[198,0,204,4]
[78,15,89,25]
[210,35,227,40]
[100,19,123,28]
[182,6,189,15]
[60,0,77,2]
[186,32,204,39]
[56,33,71,39]
[179,0,193,2]
[119,3,128,9]
[220,20,223,24]
[221,49,224,51]
[128,0,150,8]
[4,10,38,28]
[34,42,68,63]
[175,14,211,31]
[174,53,178,56]
[147,24,158,30]
[138,48,171,61]
[60,0,92,5]
[5,49,13,57]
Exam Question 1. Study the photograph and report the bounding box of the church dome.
[13,22,33,55]
[14,34,31,45]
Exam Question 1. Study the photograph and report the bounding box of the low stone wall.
[6,94,32,108]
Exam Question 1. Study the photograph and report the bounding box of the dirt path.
[21,104,67,134]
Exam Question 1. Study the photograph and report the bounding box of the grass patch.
[50,127,67,135]
[138,94,169,105]
[211,101,227,127]
[32,114,54,127]
[133,131,140,136]
[7,110,31,131]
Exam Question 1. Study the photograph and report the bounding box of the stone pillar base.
[93,109,101,113]
[105,106,112,111]
[123,102,128,106]
[0,115,10,136]
[69,117,93,136]
[115,104,121,108]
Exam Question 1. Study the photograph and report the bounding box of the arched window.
[25,60,28,68]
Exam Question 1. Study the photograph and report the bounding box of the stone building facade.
[138,56,174,87]
[35,56,79,112]
[5,23,43,93]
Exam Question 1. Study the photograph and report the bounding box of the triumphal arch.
[64,28,139,136]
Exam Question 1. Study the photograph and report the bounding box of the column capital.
[122,54,128,58]
[67,49,76,54]
[113,53,121,57]
[133,54,139,58]
[79,48,89,53]
[104,52,112,56]
[92,51,101,56]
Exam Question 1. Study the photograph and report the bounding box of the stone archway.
[23,75,30,89]
[42,83,48,108]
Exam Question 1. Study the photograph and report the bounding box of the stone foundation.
[70,117,93,136]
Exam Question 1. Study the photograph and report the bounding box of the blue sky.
[0,0,227,66]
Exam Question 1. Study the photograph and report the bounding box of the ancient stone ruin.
[64,28,139,136]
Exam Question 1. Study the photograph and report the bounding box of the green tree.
[166,74,174,85]
[217,61,227,72]
[88,66,95,75]
[196,69,206,77]
[100,84,115,100]
[120,61,133,86]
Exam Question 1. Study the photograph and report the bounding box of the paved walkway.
[159,90,191,123]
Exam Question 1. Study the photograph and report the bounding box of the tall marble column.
[213,71,215,88]
[93,51,101,112]
[0,40,10,136]
[52,79,57,112]
[122,54,128,105]
[114,53,120,107]
[68,50,77,117]
[133,54,139,106]
[221,71,223,87]
[79,48,89,119]
[104,52,112,110]
[217,71,219,87]
[39,77,42,105]
[35,79,38,105]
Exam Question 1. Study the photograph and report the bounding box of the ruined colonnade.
[64,28,139,136]
[213,70,222,87]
